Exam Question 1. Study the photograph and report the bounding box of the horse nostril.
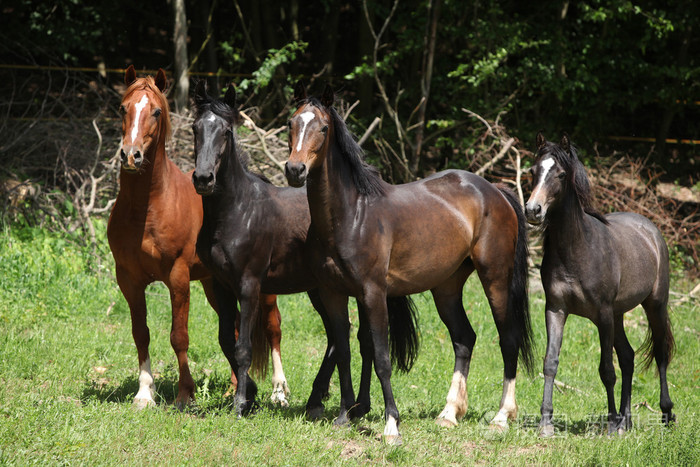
[285,162,306,178]
[133,151,142,163]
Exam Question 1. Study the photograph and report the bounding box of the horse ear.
[194,80,207,98]
[125,65,136,87]
[155,68,168,92]
[560,132,571,153]
[536,131,546,151]
[321,84,334,108]
[224,83,237,109]
[293,81,307,104]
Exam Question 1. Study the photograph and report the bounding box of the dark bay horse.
[191,81,411,418]
[284,85,534,445]
[525,133,675,436]
[108,66,287,408]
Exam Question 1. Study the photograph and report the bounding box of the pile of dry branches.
[2,67,697,281]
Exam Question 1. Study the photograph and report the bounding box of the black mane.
[306,97,385,197]
[540,140,608,225]
[193,88,240,124]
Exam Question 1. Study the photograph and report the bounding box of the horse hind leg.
[477,266,520,428]
[432,266,474,428]
[260,294,290,407]
[614,313,635,432]
[641,293,675,425]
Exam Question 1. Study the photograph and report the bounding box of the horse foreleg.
[354,303,374,419]
[539,307,567,437]
[116,267,154,408]
[201,278,238,395]
[261,294,289,407]
[597,309,619,435]
[233,277,260,416]
[168,262,195,410]
[318,288,355,427]
[361,287,401,446]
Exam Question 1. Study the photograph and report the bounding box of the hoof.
[436,415,458,428]
[306,405,325,421]
[488,420,509,433]
[132,397,156,410]
[270,389,289,407]
[539,424,555,438]
[334,413,351,427]
[383,434,403,446]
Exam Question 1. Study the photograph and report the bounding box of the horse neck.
[218,138,251,197]
[544,190,598,258]
[117,137,171,208]
[306,139,361,239]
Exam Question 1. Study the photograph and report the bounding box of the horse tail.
[250,296,275,379]
[639,299,675,372]
[498,186,535,375]
[387,296,420,373]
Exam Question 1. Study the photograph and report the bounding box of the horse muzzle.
[525,201,546,225]
[284,161,307,188]
[192,170,216,195]
[120,146,144,172]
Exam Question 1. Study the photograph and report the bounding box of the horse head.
[284,84,334,188]
[525,132,572,225]
[119,65,170,172]
[191,81,239,195]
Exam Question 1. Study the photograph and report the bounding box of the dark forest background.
[1,0,698,274]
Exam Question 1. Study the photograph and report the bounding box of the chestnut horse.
[525,133,674,436]
[284,85,533,444]
[107,66,288,408]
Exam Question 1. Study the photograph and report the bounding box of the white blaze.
[530,157,555,202]
[295,111,315,152]
[130,95,149,143]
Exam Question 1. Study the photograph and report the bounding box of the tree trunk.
[410,0,441,174]
[172,0,189,111]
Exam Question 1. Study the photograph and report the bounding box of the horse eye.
[321,125,328,133]
[153,108,162,118]
[287,121,292,129]
[119,105,126,115]
[557,172,566,179]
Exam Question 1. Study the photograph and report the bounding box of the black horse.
[190,82,415,419]
[525,133,675,436]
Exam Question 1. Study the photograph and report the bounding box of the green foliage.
[237,41,309,92]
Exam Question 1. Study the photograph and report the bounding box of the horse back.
[606,212,669,311]
[377,170,517,295]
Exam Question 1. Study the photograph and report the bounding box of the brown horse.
[284,85,533,445]
[107,66,289,409]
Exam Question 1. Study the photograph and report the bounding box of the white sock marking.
[295,111,315,152]
[130,95,149,143]
[135,356,155,402]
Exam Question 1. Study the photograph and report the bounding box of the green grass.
[0,222,698,465]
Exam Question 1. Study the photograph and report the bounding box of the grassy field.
[0,221,698,465]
